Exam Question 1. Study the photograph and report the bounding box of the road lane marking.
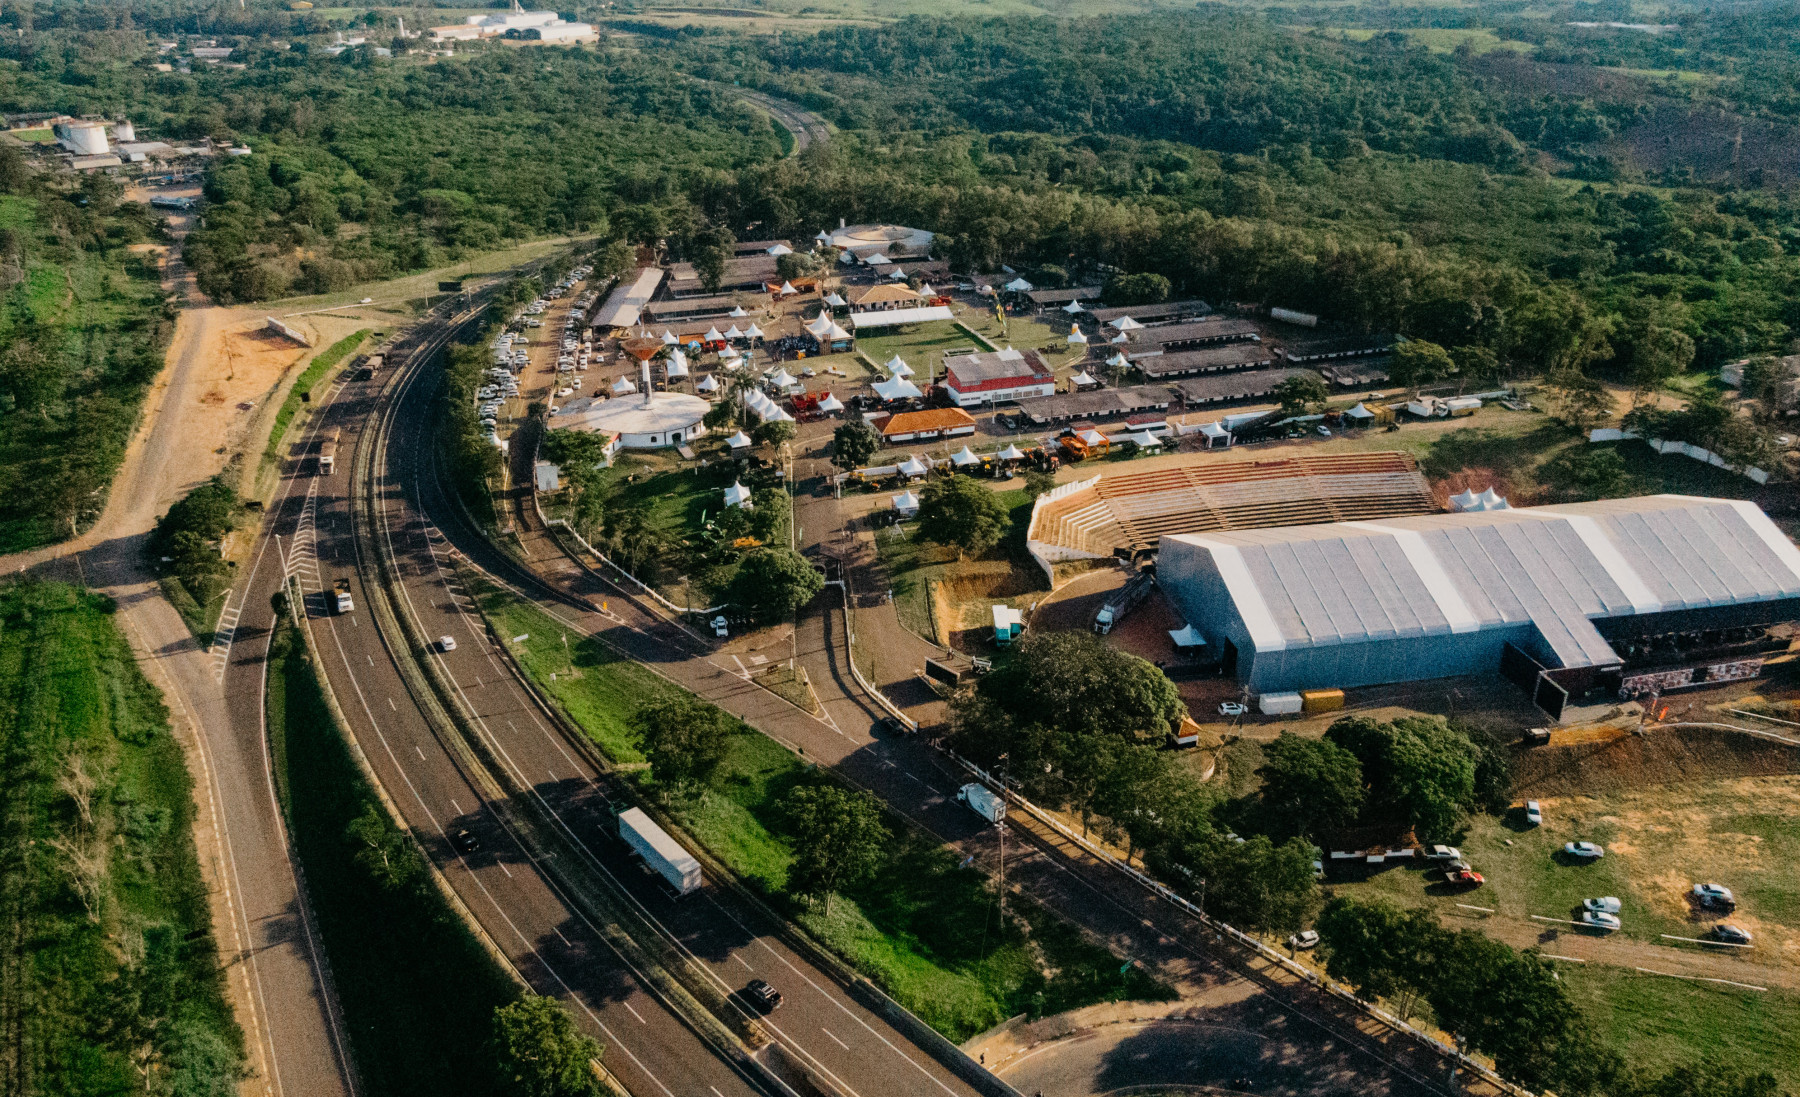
[623,1000,647,1024]
[498,861,512,878]
[449,798,463,815]
[822,1028,848,1051]
[386,697,396,710]
[415,746,426,761]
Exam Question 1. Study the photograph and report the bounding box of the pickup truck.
[334,580,354,615]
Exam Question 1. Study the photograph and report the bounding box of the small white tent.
[873,377,923,401]
[949,446,981,468]
[726,430,753,449]
[1004,277,1033,292]
[766,243,793,256]
[1063,300,1086,314]
[891,491,920,517]
[724,481,753,509]
[1109,316,1144,331]
[697,374,720,393]
[995,443,1026,462]
[817,393,844,413]
[1168,624,1207,648]
[611,375,637,395]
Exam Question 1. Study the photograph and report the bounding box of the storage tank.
[111,120,136,143]
[60,121,110,156]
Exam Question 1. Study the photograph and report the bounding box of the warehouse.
[941,348,1056,406]
[1156,496,1800,714]
[1133,344,1276,379]
[1141,318,1261,351]
[1011,384,1173,425]
[1082,301,1211,325]
[1174,368,1317,405]
[592,268,666,332]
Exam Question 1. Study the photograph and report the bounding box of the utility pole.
[997,753,1009,925]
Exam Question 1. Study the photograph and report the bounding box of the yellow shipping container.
[1301,688,1345,713]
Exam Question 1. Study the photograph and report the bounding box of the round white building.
[555,386,710,449]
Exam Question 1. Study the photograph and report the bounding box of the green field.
[1562,966,1800,1088]
[265,610,520,1097]
[464,575,1170,1039]
[0,581,244,1096]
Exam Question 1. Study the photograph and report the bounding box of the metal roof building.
[1158,496,1800,704]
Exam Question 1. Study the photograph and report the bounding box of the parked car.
[1711,924,1753,946]
[1445,869,1485,888]
[745,978,783,1012]
[1315,425,1332,437]
[1425,845,1464,862]
[1564,841,1605,859]
[1218,701,1248,717]
[438,635,457,652]
[1692,883,1735,909]
[1524,800,1543,826]
[1582,897,1622,914]
[1581,910,1621,931]
[1289,930,1320,950]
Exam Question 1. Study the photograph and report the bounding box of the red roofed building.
[941,348,1056,407]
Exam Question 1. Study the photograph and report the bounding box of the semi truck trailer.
[958,783,1006,824]
[318,427,340,475]
[617,807,702,896]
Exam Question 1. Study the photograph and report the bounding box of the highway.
[231,283,984,1097]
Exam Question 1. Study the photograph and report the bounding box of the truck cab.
[334,580,354,615]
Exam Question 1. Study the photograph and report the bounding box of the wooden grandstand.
[1029,452,1437,558]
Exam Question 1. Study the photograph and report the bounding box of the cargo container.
[617,807,702,896]
[1258,692,1304,715]
[1301,688,1345,713]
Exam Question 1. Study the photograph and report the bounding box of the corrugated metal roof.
[1164,496,1800,668]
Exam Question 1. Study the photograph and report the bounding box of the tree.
[596,239,637,281]
[1316,897,1436,1015]
[1451,344,1502,386]
[1184,833,1319,934]
[1273,372,1330,418]
[781,785,889,911]
[1022,469,1058,498]
[1541,447,1631,501]
[493,995,604,1097]
[1324,715,1480,841]
[831,418,881,471]
[1103,272,1170,307]
[730,547,823,622]
[974,631,1185,744]
[917,476,1010,559]
[1256,733,1363,842]
[749,487,792,546]
[1388,339,1455,390]
[775,252,813,281]
[345,803,423,894]
[630,696,731,789]
[752,419,795,449]
[690,225,735,293]
[1544,367,1614,432]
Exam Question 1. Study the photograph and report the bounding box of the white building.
[430,1,594,43]
[554,358,709,449]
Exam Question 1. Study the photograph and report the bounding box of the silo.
[112,120,136,143]
[62,121,110,156]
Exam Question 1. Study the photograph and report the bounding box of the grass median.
[466,573,1172,1039]
[263,329,372,468]
[266,607,519,1097]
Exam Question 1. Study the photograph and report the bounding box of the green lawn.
[870,483,1039,643]
[1562,966,1800,1087]
[266,612,520,1097]
[0,582,244,1096]
[463,576,1170,1039]
[264,329,373,467]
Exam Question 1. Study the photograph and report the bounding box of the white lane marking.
[415,746,426,761]
[623,1000,646,1024]
[498,861,512,878]
[386,697,396,710]
[822,1028,849,1051]
[449,798,463,816]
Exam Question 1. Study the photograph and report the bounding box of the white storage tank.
[1271,307,1319,328]
[58,121,110,156]
[111,120,136,143]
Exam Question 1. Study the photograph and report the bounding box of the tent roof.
[949,446,981,466]
[995,444,1026,460]
[1169,624,1207,647]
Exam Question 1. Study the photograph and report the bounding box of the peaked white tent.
[611,375,637,395]
[1063,300,1086,314]
[949,446,981,468]
[666,358,689,378]
[1109,316,1144,331]
[806,315,834,337]
[885,355,914,377]
[729,305,748,318]
[669,348,689,370]
[1119,430,1162,449]
[724,324,744,340]
[1344,402,1376,422]
[766,243,793,256]
[891,491,920,517]
[873,377,923,401]
[887,268,909,281]
[767,368,797,388]
[1168,624,1207,648]
[724,481,752,508]
[827,322,852,342]
[863,252,892,265]
[1450,488,1511,513]
[662,330,679,345]
[1004,277,1033,292]
[778,281,799,295]
[824,293,847,307]
[697,374,720,393]
[896,456,929,478]
[918,283,935,296]
[720,353,745,371]
[1067,325,1088,345]
[703,326,725,342]
[745,324,764,339]
[726,430,753,449]
[1110,332,1130,344]
[1070,370,1096,387]
[1107,353,1129,368]
[995,444,1026,461]
[817,393,844,413]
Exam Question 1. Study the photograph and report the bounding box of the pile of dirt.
[1515,726,1800,797]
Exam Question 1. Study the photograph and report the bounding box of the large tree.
[781,785,889,911]
[975,631,1185,744]
[1274,372,1330,419]
[1325,716,1478,842]
[493,995,604,1097]
[631,696,731,790]
[1256,733,1364,842]
[1316,897,1436,1013]
[730,547,824,622]
[917,475,1010,559]
[1388,339,1456,390]
[831,418,882,471]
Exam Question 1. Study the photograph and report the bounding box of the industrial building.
[1082,301,1211,325]
[1156,496,1800,715]
[429,1,593,41]
[1139,318,1261,351]
[591,268,666,331]
[1011,384,1173,426]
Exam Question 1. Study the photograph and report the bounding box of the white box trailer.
[617,807,701,896]
[958,783,1006,824]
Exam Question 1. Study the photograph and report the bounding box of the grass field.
[1562,965,1800,1087]
[0,582,244,1096]
[264,328,372,468]
[266,611,520,1097]
[463,576,1170,1038]
[1305,26,1537,53]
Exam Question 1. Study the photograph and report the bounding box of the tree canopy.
[917,476,1010,559]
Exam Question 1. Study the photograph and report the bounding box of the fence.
[530,481,723,620]
[826,579,918,732]
[945,752,1537,1097]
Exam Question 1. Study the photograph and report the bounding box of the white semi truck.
[617,807,702,896]
[957,783,1006,824]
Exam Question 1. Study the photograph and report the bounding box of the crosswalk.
[286,479,322,591]
[208,594,241,682]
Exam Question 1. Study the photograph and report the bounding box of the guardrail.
[946,752,1535,1097]
[825,579,917,732]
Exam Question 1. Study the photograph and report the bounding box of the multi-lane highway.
[229,285,986,1097]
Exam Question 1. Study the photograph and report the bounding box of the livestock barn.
[1156,496,1800,716]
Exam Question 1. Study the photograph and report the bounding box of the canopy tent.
[697,374,721,393]
[896,456,928,478]
[1067,325,1088,345]
[872,377,923,401]
[611,375,637,395]
[817,393,844,413]
[768,407,795,422]
[805,315,834,337]
[669,348,688,370]
[719,353,745,371]
[1075,428,1107,447]
[661,330,679,345]
[823,293,847,307]
[724,324,744,340]
[1449,488,1511,513]
[777,281,799,296]
[745,323,764,339]
[1109,316,1144,331]
[1070,371,1096,387]
[1119,430,1163,448]
[665,359,689,378]
[725,430,753,449]
[724,481,753,508]
[863,252,892,265]
[918,283,935,296]
[1196,420,1230,439]
[887,268,909,281]
[767,368,797,387]
[1344,402,1376,421]
[827,322,853,342]
[1063,300,1086,314]
[995,444,1026,461]
[703,326,724,342]
[1110,333,1130,344]
[949,446,981,468]
[1107,352,1129,368]
[1168,624,1207,648]
[849,306,956,329]
[885,355,913,377]
[891,491,920,517]
[1003,277,1033,292]
[729,305,748,318]
[766,243,793,256]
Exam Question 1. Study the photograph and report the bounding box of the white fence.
[1587,429,1770,484]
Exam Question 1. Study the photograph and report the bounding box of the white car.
[1289,930,1320,950]
[1218,701,1247,717]
[1581,910,1621,932]
[1692,883,1735,908]
[1425,845,1463,862]
[1524,800,1543,826]
[1564,841,1605,859]
[1582,897,1622,914]
[1712,924,1753,945]
[437,635,457,652]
